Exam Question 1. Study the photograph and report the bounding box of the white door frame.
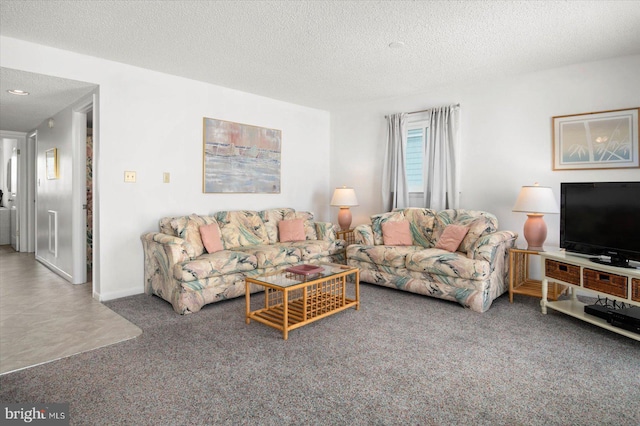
[0,130,28,251]
[26,131,36,252]
[71,98,93,285]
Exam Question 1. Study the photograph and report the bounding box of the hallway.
[0,246,141,375]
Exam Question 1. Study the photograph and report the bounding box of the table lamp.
[512,183,559,250]
[331,186,358,231]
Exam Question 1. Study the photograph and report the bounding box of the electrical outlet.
[163,172,170,183]
[124,171,136,183]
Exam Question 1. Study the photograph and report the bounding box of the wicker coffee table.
[245,263,360,339]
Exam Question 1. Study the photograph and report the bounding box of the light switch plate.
[124,171,136,183]
[163,172,170,183]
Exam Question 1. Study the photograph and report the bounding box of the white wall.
[331,54,640,250]
[35,107,72,273]
[1,36,331,301]
[35,100,92,284]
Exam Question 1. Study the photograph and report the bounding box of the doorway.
[0,131,29,251]
[33,93,96,287]
[1,68,99,293]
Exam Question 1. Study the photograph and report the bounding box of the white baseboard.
[96,286,144,302]
[35,255,72,282]
[35,255,144,302]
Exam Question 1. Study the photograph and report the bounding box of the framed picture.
[45,148,58,179]
[202,118,281,193]
[552,107,639,170]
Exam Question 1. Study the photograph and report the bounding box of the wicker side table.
[336,229,355,265]
[336,229,355,246]
[509,248,567,303]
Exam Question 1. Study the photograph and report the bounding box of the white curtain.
[382,113,409,211]
[423,105,460,210]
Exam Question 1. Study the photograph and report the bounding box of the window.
[405,120,428,193]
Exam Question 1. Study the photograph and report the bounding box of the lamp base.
[337,207,352,231]
[523,213,547,251]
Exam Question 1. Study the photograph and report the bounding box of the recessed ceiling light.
[7,89,29,96]
[388,41,405,49]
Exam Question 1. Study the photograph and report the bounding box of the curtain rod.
[385,103,460,118]
[408,103,460,115]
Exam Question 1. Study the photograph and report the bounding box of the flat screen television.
[560,181,640,268]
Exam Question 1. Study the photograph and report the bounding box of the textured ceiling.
[1,0,640,127]
[0,68,97,132]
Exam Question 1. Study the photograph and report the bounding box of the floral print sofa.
[347,208,517,313]
[141,208,344,314]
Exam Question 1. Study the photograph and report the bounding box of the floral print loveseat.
[141,208,344,314]
[347,208,517,313]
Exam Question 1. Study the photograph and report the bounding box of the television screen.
[560,181,640,267]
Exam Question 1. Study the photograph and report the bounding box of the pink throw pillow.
[435,225,469,252]
[199,223,224,253]
[279,219,306,242]
[381,220,413,246]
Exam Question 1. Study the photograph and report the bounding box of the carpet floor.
[1,283,639,425]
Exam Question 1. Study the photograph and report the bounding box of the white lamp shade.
[330,187,359,207]
[512,184,559,214]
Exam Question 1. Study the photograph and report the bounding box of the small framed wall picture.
[46,148,58,179]
[552,107,639,170]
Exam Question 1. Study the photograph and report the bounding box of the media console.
[540,251,640,341]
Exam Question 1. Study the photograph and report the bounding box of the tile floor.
[0,245,141,375]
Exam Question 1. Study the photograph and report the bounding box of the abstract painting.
[552,108,639,170]
[203,118,281,193]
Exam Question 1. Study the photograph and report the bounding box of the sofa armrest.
[315,221,338,241]
[353,224,375,245]
[143,232,194,261]
[141,232,193,295]
[469,230,518,264]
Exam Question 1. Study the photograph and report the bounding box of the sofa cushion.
[236,244,302,268]
[371,211,406,245]
[347,244,423,268]
[280,239,343,260]
[200,222,224,253]
[159,216,177,236]
[259,208,296,244]
[284,211,317,240]
[405,249,490,280]
[435,224,469,252]
[399,208,437,247]
[315,221,337,241]
[434,210,498,254]
[459,218,497,253]
[175,250,258,282]
[170,214,217,258]
[279,219,306,242]
[214,210,269,249]
[352,224,375,245]
[382,220,413,246]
